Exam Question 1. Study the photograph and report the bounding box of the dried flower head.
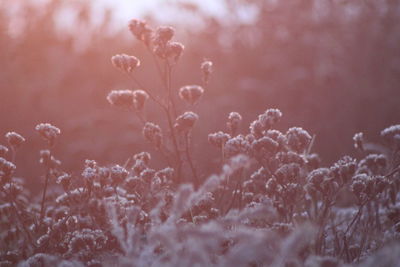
[154,41,184,61]
[143,122,163,148]
[179,85,204,105]
[208,131,231,149]
[111,54,140,73]
[128,19,153,46]
[251,136,279,158]
[201,60,213,84]
[110,165,128,185]
[249,109,282,138]
[56,173,71,191]
[154,26,175,45]
[35,123,61,146]
[308,168,331,187]
[107,89,134,109]
[174,111,199,132]
[286,127,312,153]
[353,132,364,151]
[133,152,151,165]
[0,157,16,178]
[5,132,25,149]
[226,112,242,135]
[133,90,149,110]
[224,135,250,158]
[381,124,400,144]
[0,145,8,157]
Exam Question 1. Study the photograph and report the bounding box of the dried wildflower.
[107,89,134,109]
[82,166,97,184]
[84,159,97,169]
[133,152,151,165]
[265,129,287,148]
[111,54,140,73]
[133,90,149,110]
[110,165,128,185]
[35,123,61,146]
[274,163,301,184]
[179,85,204,105]
[358,154,387,175]
[0,157,16,179]
[5,132,25,149]
[249,108,282,137]
[155,167,174,183]
[351,174,368,198]
[128,19,153,46]
[381,124,400,143]
[154,41,185,61]
[286,127,312,153]
[201,60,213,84]
[143,122,163,148]
[140,168,156,181]
[56,173,71,191]
[308,168,331,187]
[276,151,305,166]
[174,111,199,132]
[224,135,250,158]
[251,136,279,158]
[353,132,364,151]
[154,26,175,45]
[0,145,8,157]
[330,156,356,184]
[208,131,231,148]
[166,41,184,61]
[226,112,242,135]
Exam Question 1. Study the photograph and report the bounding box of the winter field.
[1,1,400,266]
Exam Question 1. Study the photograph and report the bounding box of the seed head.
[57,173,71,191]
[35,123,61,146]
[0,157,16,178]
[308,168,330,187]
[174,111,199,132]
[107,90,134,109]
[353,132,364,151]
[179,85,204,105]
[381,124,400,143]
[286,127,312,153]
[249,108,282,138]
[111,54,140,73]
[110,165,129,185]
[143,122,163,148]
[133,90,149,110]
[133,152,151,165]
[154,26,175,45]
[0,145,8,157]
[208,131,231,148]
[224,135,250,158]
[5,132,25,149]
[201,60,213,84]
[226,112,242,135]
[128,19,153,46]
[154,41,184,62]
[251,136,279,157]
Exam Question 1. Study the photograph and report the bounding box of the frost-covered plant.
[1,19,400,267]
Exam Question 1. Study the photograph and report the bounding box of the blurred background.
[1,0,399,189]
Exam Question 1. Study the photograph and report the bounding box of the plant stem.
[184,132,199,187]
[39,166,51,223]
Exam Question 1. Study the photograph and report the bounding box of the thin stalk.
[184,132,199,187]
[39,166,51,222]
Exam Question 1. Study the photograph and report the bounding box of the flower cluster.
[35,123,61,146]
